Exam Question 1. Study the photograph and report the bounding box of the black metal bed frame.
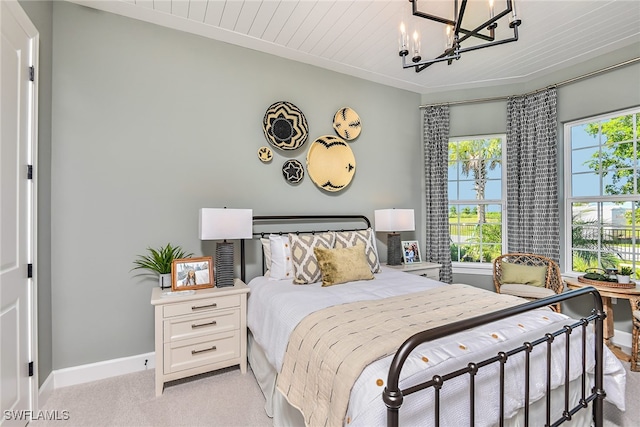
[241,214,606,426]
[383,287,606,427]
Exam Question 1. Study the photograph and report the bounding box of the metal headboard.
[240,214,372,282]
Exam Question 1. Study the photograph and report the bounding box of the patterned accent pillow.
[289,232,335,284]
[334,228,381,273]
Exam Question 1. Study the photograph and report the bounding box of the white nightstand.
[385,262,442,280]
[150,279,250,396]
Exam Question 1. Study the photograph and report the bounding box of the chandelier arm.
[404,25,519,72]
[403,49,460,72]
[453,0,468,35]
[456,8,514,45]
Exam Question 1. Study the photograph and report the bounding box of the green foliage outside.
[448,138,501,224]
[571,113,639,276]
[584,114,640,197]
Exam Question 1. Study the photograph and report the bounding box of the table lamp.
[199,208,253,287]
[374,209,415,266]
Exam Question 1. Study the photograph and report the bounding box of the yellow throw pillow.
[501,263,548,287]
[313,244,374,287]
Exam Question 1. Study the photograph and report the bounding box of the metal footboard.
[383,286,606,427]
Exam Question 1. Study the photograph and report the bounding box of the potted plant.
[132,243,193,289]
[616,266,633,284]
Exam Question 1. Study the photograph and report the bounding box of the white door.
[1,1,38,425]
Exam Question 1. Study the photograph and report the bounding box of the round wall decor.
[306,135,356,192]
[263,101,309,151]
[332,107,361,140]
[282,159,304,184]
[257,146,273,162]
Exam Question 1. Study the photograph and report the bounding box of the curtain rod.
[418,57,640,109]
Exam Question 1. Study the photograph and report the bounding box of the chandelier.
[399,0,522,72]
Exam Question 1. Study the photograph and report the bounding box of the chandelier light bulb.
[446,25,454,49]
[412,30,421,62]
[399,21,409,56]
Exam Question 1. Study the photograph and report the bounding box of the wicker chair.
[493,253,564,312]
[630,295,640,372]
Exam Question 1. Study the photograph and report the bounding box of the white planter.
[159,273,172,289]
[616,274,630,284]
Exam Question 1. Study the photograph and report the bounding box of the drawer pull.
[192,346,217,355]
[192,302,217,310]
[192,320,217,329]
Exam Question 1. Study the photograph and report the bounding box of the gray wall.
[50,2,422,369]
[19,0,53,387]
[431,48,640,334]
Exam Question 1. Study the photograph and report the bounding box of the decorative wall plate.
[282,159,304,184]
[306,135,356,192]
[258,146,273,162]
[332,107,361,140]
[263,101,309,150]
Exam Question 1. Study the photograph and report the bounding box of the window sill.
[451,263,494,276]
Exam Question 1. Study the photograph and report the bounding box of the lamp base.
[215,241,235,287]
[387,233,402,266]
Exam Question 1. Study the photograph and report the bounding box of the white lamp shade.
[199,208,253,240]
[374,209,415,232]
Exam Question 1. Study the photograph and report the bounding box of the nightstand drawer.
[164,330,239,374]
[163,294,240,318]
[164,308,240,343]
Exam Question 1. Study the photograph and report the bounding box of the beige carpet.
[30,366,270,427]
[30,363,638,426]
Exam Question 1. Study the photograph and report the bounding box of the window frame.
[448,133,507,273]
[563,106,639,276]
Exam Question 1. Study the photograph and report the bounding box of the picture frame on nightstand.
[401,241,422,264]
[171,256,214,291]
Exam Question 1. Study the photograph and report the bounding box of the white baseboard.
[53,352,155,389]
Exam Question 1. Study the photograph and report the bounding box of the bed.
[242,215,626,427]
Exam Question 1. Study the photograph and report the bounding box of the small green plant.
[132,243,193,275]
[619,266,633,277]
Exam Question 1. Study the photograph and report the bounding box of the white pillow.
[269,234,294,280]
[260,237,271,274]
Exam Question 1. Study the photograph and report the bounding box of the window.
[448,135,506,265]
[565,108,639,276]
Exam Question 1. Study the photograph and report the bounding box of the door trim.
[3,0,39,415]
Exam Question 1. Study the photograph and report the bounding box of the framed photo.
[402,241,422,264]
[171,256,214,291]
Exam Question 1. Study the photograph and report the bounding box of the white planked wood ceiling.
[67,0,640,94]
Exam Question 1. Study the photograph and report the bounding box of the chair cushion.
[501,263,547,287]
[500,283,556,299]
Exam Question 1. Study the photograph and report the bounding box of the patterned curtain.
[423,105,453,283]
[506,88,560,262]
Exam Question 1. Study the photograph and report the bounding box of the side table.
[150,279,250,396]
[385,262,442,280]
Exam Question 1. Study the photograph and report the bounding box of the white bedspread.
[247,268,626,426]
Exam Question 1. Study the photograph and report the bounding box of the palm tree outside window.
[448,135,505,264]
